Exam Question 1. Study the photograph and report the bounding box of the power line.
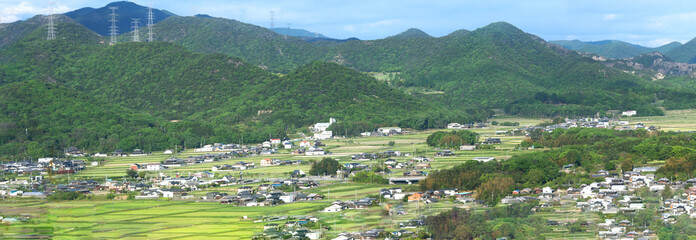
[147,2,154,42]
[47,2,56,40]
[131,18,140,42]
[108,6,118,45]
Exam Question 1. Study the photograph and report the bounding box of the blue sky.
[2,0,696,47]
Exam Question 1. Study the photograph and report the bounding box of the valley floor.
[2,110,696,239]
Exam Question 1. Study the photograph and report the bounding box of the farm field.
[0,199,326,239]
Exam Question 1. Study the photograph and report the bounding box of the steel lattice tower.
[108,7,118,45]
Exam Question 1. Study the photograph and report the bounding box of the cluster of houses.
[333,229,386,240]
[216,180,322,206]
[377,187,463,203]
[322,197,378,212]
[254,217,323,240]
[2,158,86,175]
[496,168,696,239]
[360,127,404,137]
[447,122,490,129]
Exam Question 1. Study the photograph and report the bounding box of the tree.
[605,161,616,171]
[388,141,395,147]
[106,193,116,200]
[662,185,673,200]
[309,158,342,176]
[621,158,634,172]
[126,169,138,179]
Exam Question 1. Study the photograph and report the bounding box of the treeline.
[426,130,479,148]
[425,203,546,239]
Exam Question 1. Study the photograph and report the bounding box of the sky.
[2,0,696,47]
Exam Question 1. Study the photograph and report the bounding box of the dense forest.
[420,128,696,204]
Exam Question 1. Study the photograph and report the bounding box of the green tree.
[309,158,342,176]
[126,169,138,179]
[662,185,673,200]
[621,158,634,172]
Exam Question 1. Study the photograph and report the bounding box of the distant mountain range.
[550,39,682,59]
[64,1,175,36]
[269,27,328,38]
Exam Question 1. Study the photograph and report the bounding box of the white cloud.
[603,14,617,21]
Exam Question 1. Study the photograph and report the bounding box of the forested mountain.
[0,15,77,49]
[550,39,682,59]
[386,28,432,39]
[666,37,696,64]
[149,16,326,72]
[396,22,674,116]
[64,1,174,37]
[0,22,484,157]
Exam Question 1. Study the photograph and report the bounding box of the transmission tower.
[269,11,275,28]
[147,3,154,42]
[47,2,56,40]
[108,6,118,45]
[131,18,140,42]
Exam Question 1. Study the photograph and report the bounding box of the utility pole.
[269,11,275,28]
[108,7,118,45]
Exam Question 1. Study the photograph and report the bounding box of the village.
[1,114,695,239]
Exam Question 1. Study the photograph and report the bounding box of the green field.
[0,199,326,239]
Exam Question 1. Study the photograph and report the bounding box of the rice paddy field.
[5,111,695,239]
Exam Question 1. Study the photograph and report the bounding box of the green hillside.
[0,22,486,157]
[147,16,326,73]
[0,80,167,156]
[666,37,696,63]
[397,22,670,116]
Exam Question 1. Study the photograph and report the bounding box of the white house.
[262,141,272,148]
[146,163,163,171]
[270,138,281,144]
[195,145,214,152]
[447,123,462,129]
[323,204,343,212]
[460,145,476,151]
[378,127,402,134]
[260,158,274,167]
[283,141,292,149]
[38,158,54,163]
[312,118,336,132]
[472,157,495,162]
[622,110,637,117]
[306,148,325,156]
[280,194,295,203]
[300,141,313,148]
[314,131,333,140]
